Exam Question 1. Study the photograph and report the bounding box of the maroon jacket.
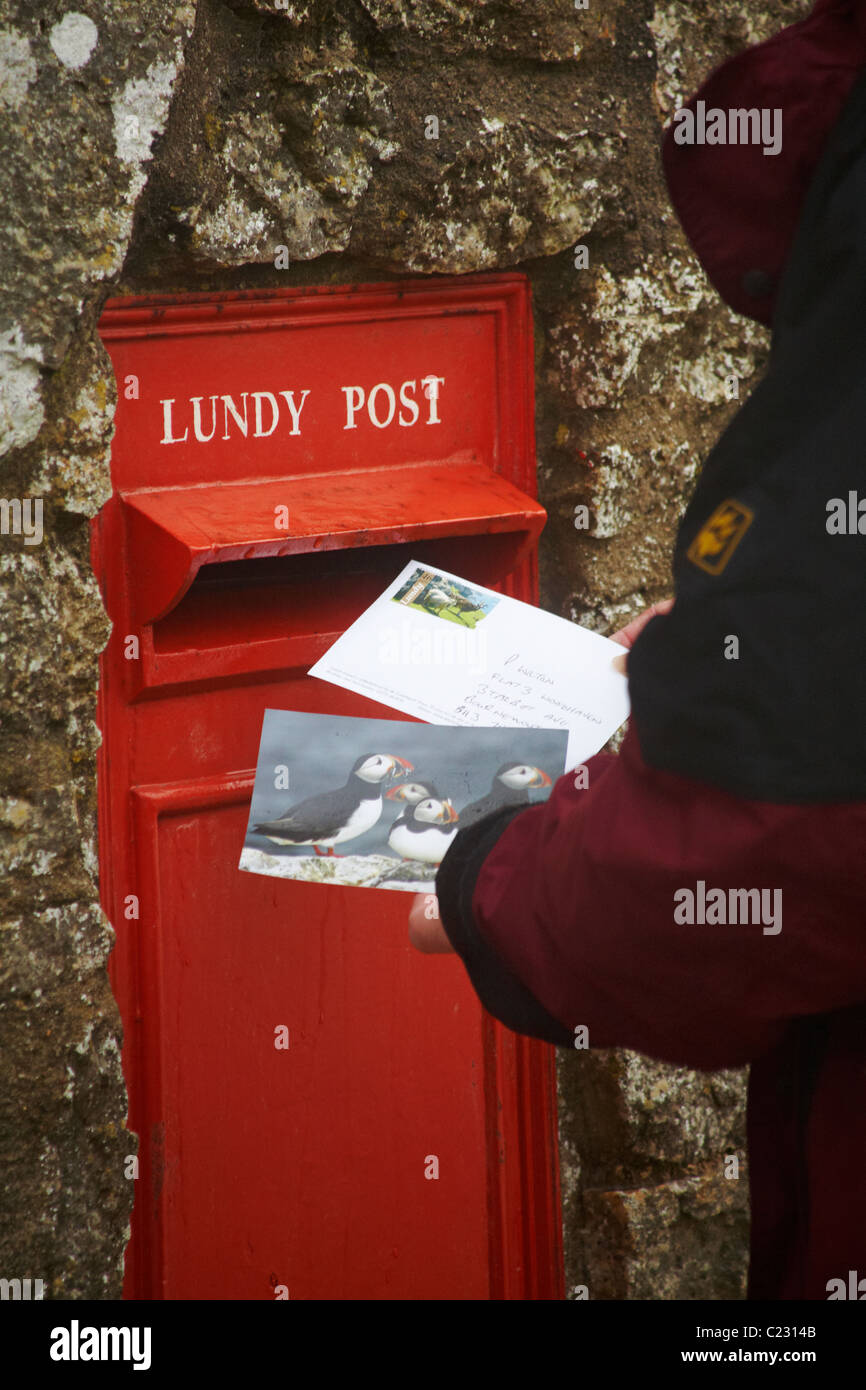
[436,0,866,1301]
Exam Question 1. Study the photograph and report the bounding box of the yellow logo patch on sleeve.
[687,499,754,574]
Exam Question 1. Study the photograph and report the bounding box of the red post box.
[92,274,563,1300]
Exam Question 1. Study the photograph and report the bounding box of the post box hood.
[626,1,866,803]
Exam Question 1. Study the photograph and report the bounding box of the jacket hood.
[662,0,866,327]
[630,8,866,802]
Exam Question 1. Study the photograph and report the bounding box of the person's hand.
[610,598,674,675]
[408,610,676,947]
[408,893,454,953]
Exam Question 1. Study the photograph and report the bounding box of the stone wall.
[0,0,809,1298]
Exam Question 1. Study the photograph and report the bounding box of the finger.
[408,895,454,953]
[611,597,674,649]
[408,915,454,953]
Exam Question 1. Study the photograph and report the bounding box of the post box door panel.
[94,276,563,1300]
[131,747,492,1299]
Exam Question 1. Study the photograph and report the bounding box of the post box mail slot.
[93,274,563,1300]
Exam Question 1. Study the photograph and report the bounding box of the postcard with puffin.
[239,710,567,892]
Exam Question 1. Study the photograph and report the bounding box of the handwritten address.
[453,663,603,728]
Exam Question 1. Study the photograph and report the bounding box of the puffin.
[386,777,442,805]
[386,791,459,864]
[252,752,414,856]
[458,762,552,828]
